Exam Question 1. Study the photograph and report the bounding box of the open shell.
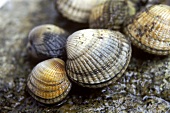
[66,29,131,88]
[89,0,136,30]
[27,58,72,104]
[27,24,69,60]
[55,0,108,23]
[124,4,170,55]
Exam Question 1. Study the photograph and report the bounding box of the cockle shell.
[27,24,69,60]
[66,29,131,88]
[124,4,170,55]
[27,58,72,104]
[89,0,136,30]
[55,0,108,23]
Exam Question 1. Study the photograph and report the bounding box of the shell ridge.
[107,39,126,76]
[27,58,72,104]
[67,42,107,82]
[35,64,65,83]
[67,33,98,60]
[143,8,170,42]
[88,47,111,83]
[56,0,91,23]
[66,41,103,82]
[125,27,170,55]
[31,43,46,58]
[42,33,66,50]
[67,31,124,60]
[66,61,77,82]
[67,36,127,86]
[28,74,70,99]
[66,29,132,87]
[73,56,91,84]
[27,83,71,104]
[128,14,169,49]
[129,17,170,50]
[94,39,127,81]
[66,31,110,81]
[28,74,68,92]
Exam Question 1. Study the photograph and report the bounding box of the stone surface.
[0,0,169,112]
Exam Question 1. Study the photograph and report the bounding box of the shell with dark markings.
[27,24,69,60]
[89,0,136,30]
[66,29,132,88]
[55,0,108,23]
[27,58,72,104]
[124,4,170,55]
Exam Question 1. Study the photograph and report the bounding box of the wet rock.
[123,57,170,101]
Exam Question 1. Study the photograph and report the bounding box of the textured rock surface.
[0,0,169,112]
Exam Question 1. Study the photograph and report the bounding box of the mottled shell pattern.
[27,24,69,60]
[89,0,136,30]
[66,29,131,88]
[27,58,72,104]
[124,4,170,55]
[55,0,108,23]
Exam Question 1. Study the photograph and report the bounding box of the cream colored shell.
[125,4,170,55]
[55,0,108,23]
[27,58,72,104]
[66,29,131,88]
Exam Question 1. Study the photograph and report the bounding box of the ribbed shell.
[27,58,72,104]
[66,29,131,88]
[27,24,69,60]
[89,0,136,30]
[55,0,108,23]
[125,4,170,55]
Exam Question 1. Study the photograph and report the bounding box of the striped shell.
[27,58,72,104]
[124,4,170,55]
[27,24,69,60]
[66,29,131,88]
[89,0,136,30]
[55,0,108,23]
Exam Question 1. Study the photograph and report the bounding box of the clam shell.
[27,58,72,104]
[124,4,170,55]
[66,29,131,88]
[89,0,136,30]
[27,24,69,60]
[55,0,108,23]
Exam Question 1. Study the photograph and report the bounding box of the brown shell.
[27,24,69,60]
[66,29,131,88]
[89,0,136,30]
[55,0,108,23]
[124,4,170,55]
[27,58,72,104]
